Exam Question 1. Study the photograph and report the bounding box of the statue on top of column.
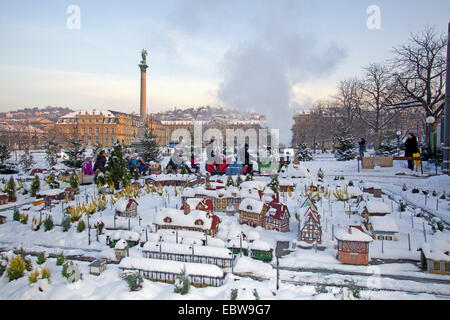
[140,49,148,64]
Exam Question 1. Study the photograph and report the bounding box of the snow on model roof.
[279,178,294,186]
[37,188,65,196]
[239,198,265,214]
[114,198,137,212]
[421,240,450,262]
[251,240,273,252]
[142,241,233,259]
[185,198,204,208]
[240,181,267,190]
[365,201,391,214]
[115,239,128,249]
[228,238,249,249]
[119,257,224,278]
[334,227,373,242]
[155,208,216,230]
[370,216,399,233]
[247,231,260,241]
[61,110,116,118]
[110,231,140,242]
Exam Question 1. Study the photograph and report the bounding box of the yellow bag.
[413,151,421,167]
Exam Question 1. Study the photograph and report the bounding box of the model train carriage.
[227,238,249,256]
[250,240,274,262]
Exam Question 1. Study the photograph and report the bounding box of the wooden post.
[423,222,427,242]
[128,218,131,231]
[332,224,334,241]
[381,238,384,254]
[411,215,414,229]
[408,233,411,251]
[114,215,116,229]
[436,198,439,211]
[425,194,427,206]
[88,216,91,245]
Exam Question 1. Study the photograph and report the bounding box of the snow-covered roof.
[279,178,294,186]
[238,188,261,200]
[247,231,260,242]
[334,227,373,243]
[347,186,363,196]
[421,240,450,262]
[365,201,391,214]
[228,238,249,249]
[115,239,128,249]
[37,188,65,196]
[114,198,138,212]
[142,241,232,259]
[185,198,203,209]
[240,181,267,190]
[155,208,218,231]
[110,231,140,242]
[150,174,196,181]
[251,240,273,252]
[61,110,116,118]
[370,216,399,233]
[279,163,311,178]
[239,198,266,214]
[119,257,224,278]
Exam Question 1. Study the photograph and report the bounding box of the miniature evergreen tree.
[105,141,129,190]
[13,207,20,221]
[45,141,60,167]
[6,255,26,281]
[30,175,40,197]
[245,174,253,181]
[230,288,238,300]
[28,268,40,284]
[5,176,16,201]
[335,128,357,161]
[36,252,46,265]
[252,288,260,300]
[77,220,86,233]
[69,172,79,193]
[94,169,106,187]
[236,174,243,187]
[226,173,234,187]
[174,265,190,295]
[268,174,280,193]
[0,141,10,166]
[180,165,188,175]
[56,252,65,266]
[296,142,313,161]
[61,216,71,232]
[43,215,54,231]
[120,270,143,291]
[317,168,324,182]
[63,138,86,168]
[140,127,162,163]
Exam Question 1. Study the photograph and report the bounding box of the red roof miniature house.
[335,226,373,265]
[265,201,290,232]
[181,198,214,215]
[114,198,139,218]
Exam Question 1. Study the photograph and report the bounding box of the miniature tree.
[56,252,65,266]
[105,141,129,190]
[63,138,86,168]
[297,142,313,161]
[174,265,190,295]
[19,147,35,172]
[245,174,253,181]
[140,127,162,163]
[36,252,46,265]
[226,173,234,187]
[0,141,10,166]
[41,267,50,280]
[94,169,106,188]
[46,141,60,167]
[6,255,26,281]
[230,288,238,300]
[317,168,324,182]
[30,175,40,197]
[62,261,82,283]
[335,128,357,161]
[77,220,86,233]
[69,172,79,194]
[5,176,16,201]
[13,207,20,221]
[180,165,188,175]
[236,174,243,187]
[120,270,144,291]
[61,216,71,232]
[252,288,260,300]
[28,268,40,284]
[268,174,279,193]
[43,215,54,231]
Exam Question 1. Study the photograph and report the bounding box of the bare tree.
[332,77,362,129]
[357,63,400,148]
[389,26,447,124]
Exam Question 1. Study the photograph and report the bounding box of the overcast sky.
[0,0,448,141]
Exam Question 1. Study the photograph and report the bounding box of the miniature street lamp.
[426,116,436,154]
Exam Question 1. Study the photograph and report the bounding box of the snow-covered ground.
[0,150,449,300]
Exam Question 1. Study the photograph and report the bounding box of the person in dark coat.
[93,150,107,173]
[358,138,366,157]
[404,133,418,170]
[243,143,256,175]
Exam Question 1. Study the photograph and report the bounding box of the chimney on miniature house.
[184,204,191,215]
[348,226,352,234]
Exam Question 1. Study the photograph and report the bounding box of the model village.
[0,147,449,298]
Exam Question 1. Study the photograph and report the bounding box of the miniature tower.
[139,49,149,123]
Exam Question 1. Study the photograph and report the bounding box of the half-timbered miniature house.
[181,198,214,215]
[89,259,107,275]
[114,198,138,218]
[279,178,294,193]
[299,206,322,244]
[419,240,450,275]
[154,208,220,236]
[300,196,318,212]
[239,198,269,228]
[335,226,373,265]
[265,201,290,232]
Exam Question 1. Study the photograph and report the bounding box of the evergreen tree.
[268,174,280,193]
[61,216,71,232]
[226,173,234,187]
[56,252,65,266]
[46,141,60,167]
[43,215,54,231]
[19,147,35,172]
[174,265,190,295]
[94,169,106,187]
[36,252,46,265]
[335,128,357,161]
[120,270,143,291]
[63,138,86,168]
[13,207,20,221]
[69,172,79,193]
[0,141,10,166]
[140,127,162,163]
[6,255,26,281]
[180,165,188,175]
[5,176,16,201]
[30,175,40,197]
[77,220,86,233]
[296,142,313,161]
[236,174,243,187]
[317,168,324,182]
[376,135,401,156]
[245,174,254,181]
[105,141,129,190]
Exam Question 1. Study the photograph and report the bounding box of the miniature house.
[239,198,269,228]
[0,215,6,224]
[181,198,214,215]
[369,216,399,241]
[363,201,391,217]
[114,239,129,261]
[335,226,373,265]
[299,207,322,244]
[265,201,290,232]
[89,259,107,276]
[419,240,450,275]
[114,198,138,218]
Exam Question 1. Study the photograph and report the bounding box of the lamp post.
[443,21,450,175]
[426,116,436,156]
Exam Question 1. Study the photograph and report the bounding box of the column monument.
[139,49,149,123]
